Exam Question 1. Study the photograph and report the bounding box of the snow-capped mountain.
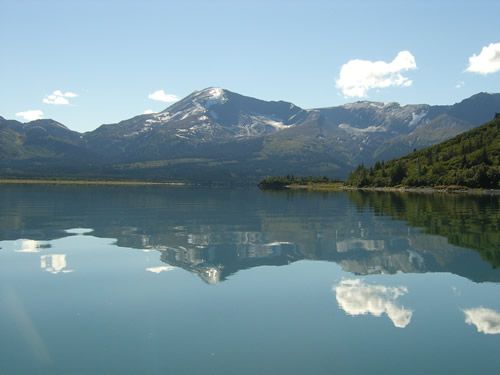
[158,87,308,140]
[1,90,499,181]
[87,87,309,146]
[267,92,499,166]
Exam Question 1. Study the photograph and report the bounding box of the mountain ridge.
[347,117,500,188]
[2,88,500,182]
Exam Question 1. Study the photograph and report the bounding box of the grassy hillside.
[258,175,341,189]
[347,117,500,188]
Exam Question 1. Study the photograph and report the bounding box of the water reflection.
[0,185,499,284]
[146,265,176,274]
[158,240,299,283]
[3,288,51,365]
[348,191,500,268]
[334,279,412,328]
[64,228,94,235]
[464,307,500,335]
[16,240,50,253]
[40,254,73,274]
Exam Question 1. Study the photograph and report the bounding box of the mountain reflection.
[0,185,499,283]
[348,191,500,268]
[158,240,299,283]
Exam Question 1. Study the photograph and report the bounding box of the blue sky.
[1,0,499,132]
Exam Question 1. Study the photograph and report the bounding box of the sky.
[1,0,500,132]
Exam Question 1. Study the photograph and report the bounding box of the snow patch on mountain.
[194,87,228,108]
[261,118,291,130]
[343,101,395,110]
[230,114,297,138]
[145,112,171,125]
[339,123,387,135]
[409,111,427,127]
[250,115,293,130]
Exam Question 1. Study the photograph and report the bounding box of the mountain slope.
[1,89,500,181]
[260,93,500,169]
[347,117,500,188]
[83,90,500,181]
[0,117,85,161]
[84,88,310,162]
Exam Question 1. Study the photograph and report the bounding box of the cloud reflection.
[64,228,94,235]
[334,279,413,328]
[40,254,74,274]
[16,240,43,253]
[146,265,176,274]
[464,307,500,335]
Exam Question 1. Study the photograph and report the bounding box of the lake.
[0,185,499,374]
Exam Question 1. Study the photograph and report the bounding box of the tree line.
[347,118,500,189]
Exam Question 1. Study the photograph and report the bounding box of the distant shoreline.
[265,182,500,195]
[0,178,186,186]
[1,179,499,195]
[344,186,500,195]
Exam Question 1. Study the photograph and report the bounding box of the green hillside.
[347,117,500,188]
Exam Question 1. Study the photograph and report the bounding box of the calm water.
[0,185,499,374]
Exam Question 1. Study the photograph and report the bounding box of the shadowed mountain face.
[1,90,500,181]
[0,185,499,283]
[0,118,84,160]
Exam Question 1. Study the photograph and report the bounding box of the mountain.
[0,116,94,171]
[1,89,500,181]
[0,117,81,158]
[347,117,500,188]
[84,87,310,161]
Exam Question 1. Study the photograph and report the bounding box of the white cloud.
[466,43,500,75]
[43,90,78,105]
[148,89,179,103]
[455,81,465,89]
[464,307,500,335]
[334,279,413,328]
[146,265,176,274]
[336,51,417,98]
[15,110,44,122]
[143,109,156,114]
